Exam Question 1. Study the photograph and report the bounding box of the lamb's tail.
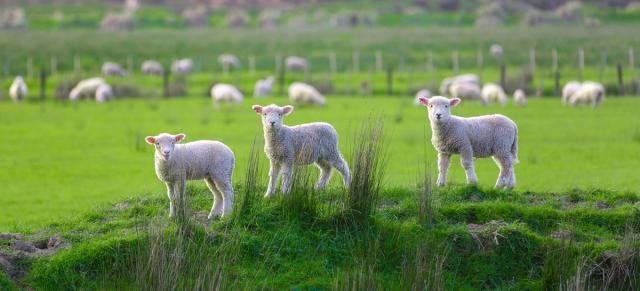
[511,123,519,164]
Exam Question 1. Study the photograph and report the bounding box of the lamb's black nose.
[270,121,275,126]
[436,113,442,119]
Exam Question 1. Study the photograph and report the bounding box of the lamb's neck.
[431,118,457,138]
[264,125,289,146]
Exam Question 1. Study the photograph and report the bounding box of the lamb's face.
[418,96,461,123]
[145,133,186,161]
[252,104,294,130]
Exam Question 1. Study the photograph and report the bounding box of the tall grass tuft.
[589,224,640,289]
[401,240,450,291]
[345,117,388,224]
[417,160,435,228]
[233,137,262,224]
[333,259,380,291]
[277,140,319,223]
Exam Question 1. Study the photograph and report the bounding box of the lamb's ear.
[174,134,186,143]
[282,105,294,115]
[252,105,263,114]
[450,98,461,107]
[418,97,429,106]
[145,136,156,144]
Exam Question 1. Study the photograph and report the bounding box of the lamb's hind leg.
[493,155,514,189]
[315,160,333,190]
[331,155,351,187]
[205,177,224,219]
[213,177,234,217]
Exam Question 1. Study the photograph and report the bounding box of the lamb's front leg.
[280,162,293,194]
[165,183,176,217]
[437,152,451,187]
[460,149,478,185]
[265,161,281,198]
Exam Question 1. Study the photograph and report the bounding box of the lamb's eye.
[445,105,449,108]
[156,142,159,145]
[279,114,282,116]
[263,113,266,116]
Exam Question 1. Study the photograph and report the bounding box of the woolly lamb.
[562,81,581,104]
[252,104,350,196]
[141,60,164,75]
[102,62,126,77]
[218,54,240,68]
[513,89,527,106]
[439,74,481,96]
[288,82,326,106]
[481,83,508,105]
[95,84,113,103]
[9,76,27,102]
[568,81,605,107]
[414,89,431,106]
[145,133,235,219]
[450,81,483,101]
[69,77,108,101]
[490,44,504,58]
[253,76,275,98]
[418,96,519,188]
[171,58,194,75]
[285,56,309,72]
[211,83,243,107]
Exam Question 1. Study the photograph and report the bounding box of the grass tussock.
[233,137,262,224]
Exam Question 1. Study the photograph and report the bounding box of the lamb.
[285,56,309,72]
[69,77,108,101]
[414,89,431,106]
[568,81,605,107]
[439,74,480,95]
[211,83,243,107]
[562,81,582,104]
[102,62,126,77]
[253,76,275,98]
[417,96,519,188]
[481,83,508,105]
[141,60,164,75]
[251,104,350,196]
[288,82,326,106]
[171,58,194,75]
[95,84,114,103]
[9,76,27,102]
[218,54,240,69]
[490,44,504,58]
[513,89,527,106]
[450,81,483,102]
[145,133,235,219]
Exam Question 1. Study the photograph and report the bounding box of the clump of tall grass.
[401,240,450,291]
[333,259,380,291]
[417,160,435,228]
[588,225,640,289]
[233,137,262,224]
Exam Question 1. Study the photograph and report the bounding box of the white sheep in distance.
[439,74,480,95]
[9,76,27,102]
[418,96,519,188]
[145,133,235,219]
[218,54,240,69]
[450,81,483,102]
[252,104,351,196]
[562,81,582,104]
[285,56,309,72]
[95,84,114,103]
[481,83,508,105]
[171,58,194,75]
[211,83,243,108]
[414,89,431,106]
[513,89,527,106]
[568,81,605,107]
[102,62,126,77]
[141,60,164,75]
[288,82,326,106]
[69,77,108,101]
[490,44,504,58]
[254,76,275,98]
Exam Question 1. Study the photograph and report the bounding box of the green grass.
[0,96,639,230]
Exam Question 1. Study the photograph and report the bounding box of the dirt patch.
[550,229,573,240]
[114,202,131,211]
[1,233,70,287]
[595,201,610,210]
[467,220,507,251]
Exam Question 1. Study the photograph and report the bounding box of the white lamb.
[252,104,351,196]
[211,83,243,107]
[450,81,483,102]
[439,74,481,95]
[490,44,504,58]
[285,56,309,72]
[145,133,235,219]
[481,83,508,105]
[141,60,164,75]
[418,96,519,188]
[288,82,326,106]
[102,62,126,77]
[414,89,431,106]
[9,76,27,102]
[513,89,527,106]
[568,81,605,107]
[95,84,113,103]
[69,77,108,101]
[253,76,275,98]
[562,81,582,104]
[171,58,193,75]
[218,54,240,68]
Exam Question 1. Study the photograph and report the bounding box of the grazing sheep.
[513,89,527,106]
[253,76,275,98]
[69,77,108,101]
[418,96,519,188]
[171,58,194,75]
[218,54,240,69]
[252,104,350,196]
[562,81,582,104]
[285,56,309,72]
[450,81,483,102]
[9,76,27,102]
[568,81,605,107]
[481,83,508,105]
[145,133,235,219]
[95,84,114,103]
[102,62,126,77]
[490,44,504,58]
[288,82,326,106]
[414,89,432,106]
[141,60,164,75]
[211,83,243,107]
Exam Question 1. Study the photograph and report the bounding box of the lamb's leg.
[205,177,224,219]
[437,152,451,187]
[265,162,281,198]
[165,183,176,217]
[331,156,351,187]
[460,150,478,185]
[213,178,234,217]
[280,162,293,194]
[314,160,333,189]
[171,180,187,219]
[493,155,514,189]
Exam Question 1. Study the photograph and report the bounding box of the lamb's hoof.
[264,192,274,198]
[207,213,221,220]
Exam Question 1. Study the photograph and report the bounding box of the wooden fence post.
[163,69,170,97]
[329,52,337,75]
[248,55,256,74]
[27,57,33,79]
[386,65,393,95]
[617,62,624,95]
[375,50,383,73]
[452,50,459,74]
[39,68,47,101]
[50,56,57,76]
[352,51,359,73]
[552,48,559,95]
[578,47,584,81]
